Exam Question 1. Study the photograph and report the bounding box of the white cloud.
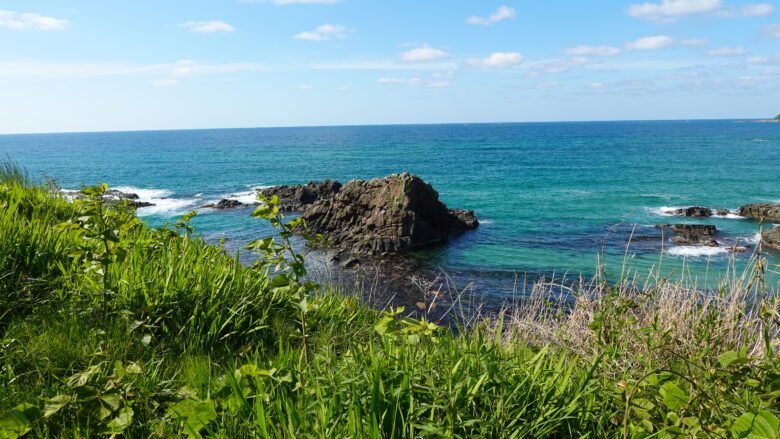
[299,84,313,90]
[466,6,516,25]
[152,79,180,87]
[432,71,455,79]
[240,0,342,4]
[565,45,621,56]
[377,75,451,87]
[337,85,350,91]
[528,57,594,76]
[180,20,235,34]
[589,82,608,89]
[661,70,709,79]
[399,44,449,62]
[707,46,747,56]
[747,52,780,64]
[682,38,708,46]
[625,35,674,50]
[465,52,524,68]
[294,23,348,41]
[742,3,774,16]
[0,60,267,79]
[763,24,780,38]
[0,10,68,30]
[628,0,722,22]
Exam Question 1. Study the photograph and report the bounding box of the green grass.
[1,165,779,438]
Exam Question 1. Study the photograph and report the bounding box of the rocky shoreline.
[657,202,780,252]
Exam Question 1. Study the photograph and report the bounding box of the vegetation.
[1,165,779,438]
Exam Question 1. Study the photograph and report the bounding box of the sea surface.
[2,121,779,303]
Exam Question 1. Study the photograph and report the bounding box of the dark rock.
[448,209,479,234]
[739,203,780,223]
[130,201,154,208]
[301,172,479,256]
[655,224,718,246]
[762,227,780,251]
[340,257,361,269]
[716,209,733,216]
[104,189,139,200]
[258,180,342,211]
[664,206,713,217]
[201,199,245,210]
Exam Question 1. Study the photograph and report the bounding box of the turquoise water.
[2,121,779,300]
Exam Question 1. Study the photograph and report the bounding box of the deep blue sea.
[2,120,779,302]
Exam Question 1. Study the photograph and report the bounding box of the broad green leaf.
[43,395,73,417]
[718,351,745,368]
[105,407,134,434]
[167,399,198,419]
[660,382,688,411]
[0,406,33,439]
[183,401,217,439]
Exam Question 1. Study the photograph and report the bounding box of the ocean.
[2,120,779,303]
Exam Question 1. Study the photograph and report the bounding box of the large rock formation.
[739,203,780,223]
[301,172,478,255]
[762,227,780,251]
[664,206,713,217]
[258,180,342,211]
[655,224,718,246]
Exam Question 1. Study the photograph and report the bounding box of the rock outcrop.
[655,224,718,246]
[301,172,478,255]
[201,199,245,210]
[62,189,154,208]
[664,206,713,217]
[258,180,342,211]
[762,227,780,251]
[739,203,780,223]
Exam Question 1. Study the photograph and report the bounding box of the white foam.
[648,206,683,216]
[666,246,729,258]
[648,205,743,219]
[740,233,762,246]
[479,219,494,224]
[113,186,201,217]
[224,190,259,205]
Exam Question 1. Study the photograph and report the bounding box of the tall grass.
[1,165,779,438]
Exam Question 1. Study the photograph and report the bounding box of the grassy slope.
[1,167,779,438]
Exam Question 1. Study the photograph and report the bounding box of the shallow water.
[2,120,779,300]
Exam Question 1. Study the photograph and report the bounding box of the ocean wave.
[647,205,742,219]
[224,190,260,205]
[113,186,202,217]
[740,233,762,246]
[666,246,729,258]
[647,206,683,216]
[479,219,494,224]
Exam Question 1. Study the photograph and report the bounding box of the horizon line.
[0,117,764,136]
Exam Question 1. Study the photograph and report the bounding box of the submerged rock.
[200,199,245,210]
[738,203,780,223]
[301,172,479,256]
[716,209,733,216]
[664,206,713,218]
[655,224,718,247]
[762,227,780,251]
[258,180,342,211]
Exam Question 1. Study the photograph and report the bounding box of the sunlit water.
[3,120,779,303]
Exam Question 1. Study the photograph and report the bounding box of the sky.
[1,0,779,134]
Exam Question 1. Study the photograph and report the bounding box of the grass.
[1,165,779,438]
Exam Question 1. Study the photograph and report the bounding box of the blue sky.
[1,0,779,133]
